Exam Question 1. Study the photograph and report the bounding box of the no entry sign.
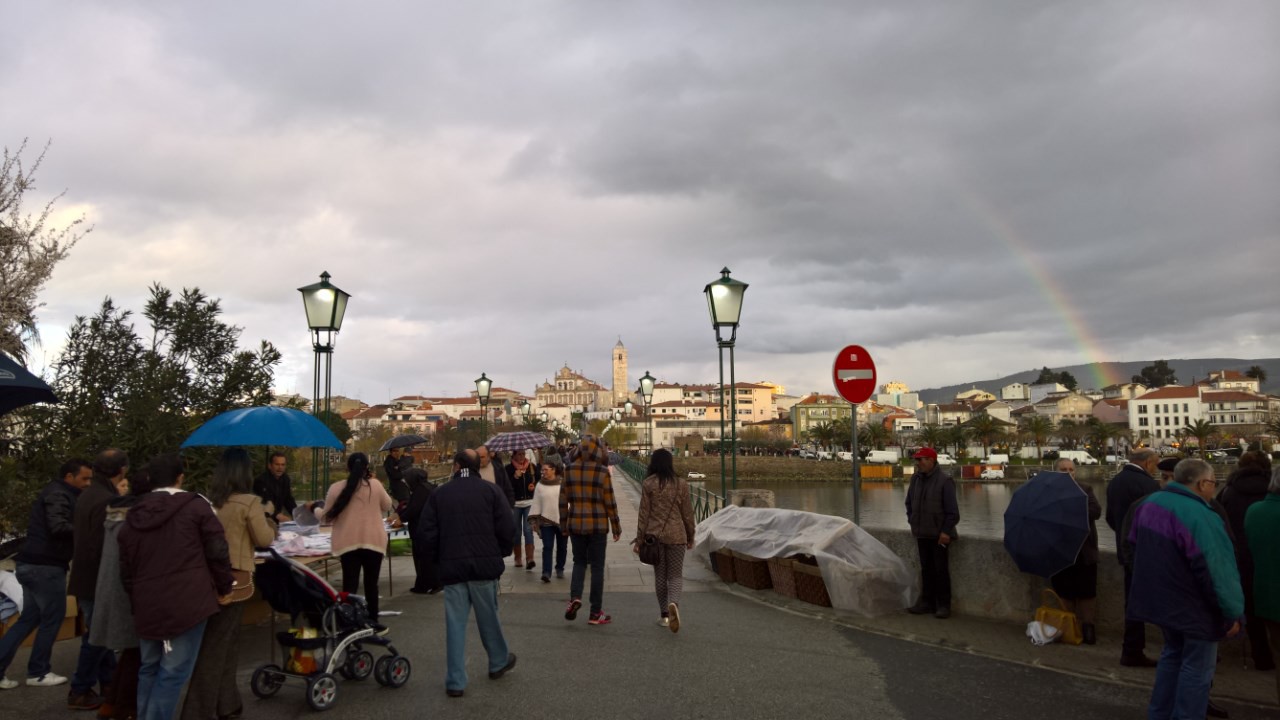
[832,345,877,405]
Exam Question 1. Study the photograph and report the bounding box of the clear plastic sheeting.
[694,506,918,617]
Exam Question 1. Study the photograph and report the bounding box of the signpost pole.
[852,403,861,525]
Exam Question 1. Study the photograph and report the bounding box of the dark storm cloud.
[2,1,1276,398]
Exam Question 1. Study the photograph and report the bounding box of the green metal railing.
[616,457,724,524]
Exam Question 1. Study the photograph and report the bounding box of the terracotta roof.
[459,410,485,418]
[394,395,430,401]
[934,403,973,413]
[1135,386,1200,400]
[432,397,479,405]
[340,409,362,420]
[1202,391,1267,403]
[796,394,846,405]
[1211,370,1248,381]
[725,383,772,390]
[353,407,387,420]
[1011,405,1037,415]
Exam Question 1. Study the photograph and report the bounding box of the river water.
[758,480,1117,551]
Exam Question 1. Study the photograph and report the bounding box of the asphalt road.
[222,589,1271,720]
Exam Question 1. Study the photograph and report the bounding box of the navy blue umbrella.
[181,406,344,449]
[1002,471,1090,578]
[0,352,58,417]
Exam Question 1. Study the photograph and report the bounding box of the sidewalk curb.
[706,576,1279,711]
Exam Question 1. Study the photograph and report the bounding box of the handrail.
[615,457,724,524]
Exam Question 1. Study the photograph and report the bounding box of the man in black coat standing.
[0,459,91,690]
[418,450,516,699]
[253,452,296,523]
[904,447,959,619]
[1105,447,1161,667]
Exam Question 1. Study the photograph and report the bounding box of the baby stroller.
[250,549,411,711]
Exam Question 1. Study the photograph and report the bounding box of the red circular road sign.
[832,344,877,404]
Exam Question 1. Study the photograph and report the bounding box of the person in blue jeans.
[117,454,232,720]
[0,458,91,690]
[528,453,568,582]
[417,449,517,698]
[558,436,621,626]
[1129,458,1244,720]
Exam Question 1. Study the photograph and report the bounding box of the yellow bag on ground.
[1035,589,1082,645]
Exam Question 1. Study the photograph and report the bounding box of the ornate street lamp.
[638,370,656,455]
[299,271,351,498]
[704,267,748,497]
[475,373,492,441]
[624,399,633,416]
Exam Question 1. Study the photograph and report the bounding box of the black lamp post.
[475,373,492,442]
[299,271,350,499]
[704,267,747,498]
[639,370,656,455]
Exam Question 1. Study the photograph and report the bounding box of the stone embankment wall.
[866,528,1125,632]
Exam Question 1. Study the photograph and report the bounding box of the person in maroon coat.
[117,453,232,720]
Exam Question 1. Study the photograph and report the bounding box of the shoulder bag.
[638,483,678,566]
[227,568,255,603]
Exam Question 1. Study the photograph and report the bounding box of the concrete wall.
[865,528,1126,632]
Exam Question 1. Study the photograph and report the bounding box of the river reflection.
[756,480,1115,551]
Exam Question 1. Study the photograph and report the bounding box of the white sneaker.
[26,672,67,687]
[657,617,670,627]
[0,677,18,690]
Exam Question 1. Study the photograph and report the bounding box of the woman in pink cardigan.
[317,453,394,630]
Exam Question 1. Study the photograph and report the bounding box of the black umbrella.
[379,434,429,452]
[0,352,58,417]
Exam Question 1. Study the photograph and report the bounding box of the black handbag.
[638,535,662,566]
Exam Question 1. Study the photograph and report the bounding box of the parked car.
[815,451,834,461]
[980,467,1005,480]
[1058,450,1098,465]
[799,449,817,459]
[1104,454,1120,463]
[865,450,899,464]
[687,471,706,479]
[935,453,957,466]
[835,451,854,462]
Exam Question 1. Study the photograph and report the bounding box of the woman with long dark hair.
[318,453,394,628]
[631,449,695,633]
[182,448,276,720]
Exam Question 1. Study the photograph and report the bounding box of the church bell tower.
[612,338,628,405]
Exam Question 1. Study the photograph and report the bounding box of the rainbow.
[959,189,1121,390]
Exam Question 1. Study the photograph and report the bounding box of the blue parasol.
[181,406,344,449]
[1002,471,1090,578]
[0,352,58,417]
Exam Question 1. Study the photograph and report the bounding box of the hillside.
[917,358,1280,405]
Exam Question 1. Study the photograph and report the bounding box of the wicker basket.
[711,549,736,583]
[733,553,773,591]
[767,557,798,598]
[793,558,832,607]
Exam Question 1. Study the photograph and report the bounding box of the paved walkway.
[2,469,1275,718]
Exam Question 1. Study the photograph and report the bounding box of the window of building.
[1182,404,1189,412]
[1139,417,1149,427]
[1138,405,1148,414]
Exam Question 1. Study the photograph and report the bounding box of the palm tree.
[808,422,837,450]
[1246,365,1268,384]
[1182,419,1218,458]
[1022,415,1055,460]
[859,421,891,451]
[917,423,947,450]
[965,414,1005,459]
[945,425,971,458]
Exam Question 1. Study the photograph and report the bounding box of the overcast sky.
[5,1,1277,403]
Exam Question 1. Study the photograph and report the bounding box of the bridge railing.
[615,457,725,524]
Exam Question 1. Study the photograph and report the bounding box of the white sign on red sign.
[832,344,877,405]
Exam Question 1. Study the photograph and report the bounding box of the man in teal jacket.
[1129,458,1244,720]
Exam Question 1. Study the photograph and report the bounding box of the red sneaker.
[564,598,582,621]
[588,611,612,626]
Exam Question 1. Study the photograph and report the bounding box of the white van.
[865,450,899,464]
[1057,450,1098,465]
[985,454,1010,466]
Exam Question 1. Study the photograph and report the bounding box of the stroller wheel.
[373,655,391,686]
[384,656,411,689]
[250,664,285,699]
[306,672,339,711]
[344,650,374,681]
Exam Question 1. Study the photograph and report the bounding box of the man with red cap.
[905,447,959,618]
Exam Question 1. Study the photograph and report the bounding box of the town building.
[1000,383,1030,402]
[534,364,612,411]
[791,393,852,441]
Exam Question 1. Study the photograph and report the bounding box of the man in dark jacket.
[118,453,232,720]
[0,459,91,690]
[1105,448,1161,667]
[904,447,959,619]
[417,450,516,698]
[384,447,413,503]
[253,452,296,523]
[67,448,127,709]
[476,445,515,507]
